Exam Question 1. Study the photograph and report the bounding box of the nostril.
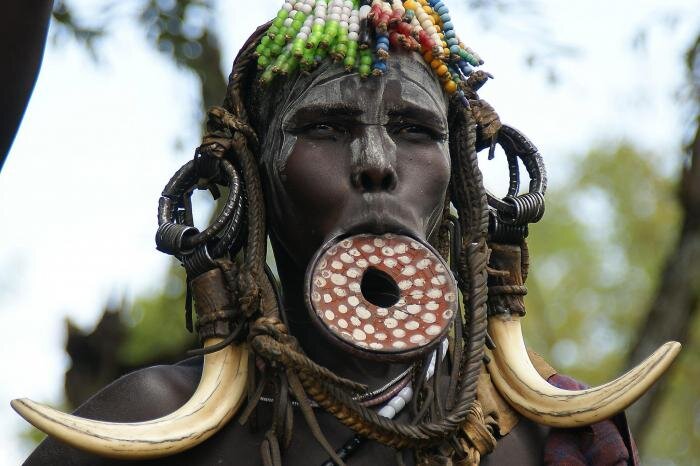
[360,172,373,191]
[354,167,398,192]
[381,172,396,191]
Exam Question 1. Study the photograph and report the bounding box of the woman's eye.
[394,125,445,142]
[301,123,346,140]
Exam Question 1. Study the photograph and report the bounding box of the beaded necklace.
[255,0,483,107]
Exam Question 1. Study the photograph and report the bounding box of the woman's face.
[263,53,451,270]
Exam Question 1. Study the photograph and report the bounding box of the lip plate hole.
[360,267,400,308]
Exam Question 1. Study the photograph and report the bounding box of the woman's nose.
[352,164,398,192]
[350,126,398,193]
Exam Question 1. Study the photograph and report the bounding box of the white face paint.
[255,50,452,269]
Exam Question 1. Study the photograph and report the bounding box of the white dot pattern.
[309,234,458,353]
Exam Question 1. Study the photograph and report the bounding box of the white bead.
[300,26,311,34]
[388,396,406,412]
[359,4,371,19]
[314,17,325,25]
[340,13,349,21]
[297,32,308,40]
[344,0,353,7]
[284,18,293,27]
[398,386,413,401]
[329,13,340,21]
[300,3,312,13]
[349,23,359,32]
[378,405,396,419]
[340,21,349,29]
[348,31,358,41]
[282,3,293,11]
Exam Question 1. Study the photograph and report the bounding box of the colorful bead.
[257,0,485,108]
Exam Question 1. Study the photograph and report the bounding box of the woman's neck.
[274,250,411,389]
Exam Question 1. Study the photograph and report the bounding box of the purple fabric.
[542,374,640,466]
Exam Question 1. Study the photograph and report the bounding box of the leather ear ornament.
[305,233,458,362]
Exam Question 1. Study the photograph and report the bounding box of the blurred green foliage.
[117,265,196,366]
[523,144,699,465]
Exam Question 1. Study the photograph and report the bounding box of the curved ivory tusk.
[486,314,680,427]
[11,339,247,459]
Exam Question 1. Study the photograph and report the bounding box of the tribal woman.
[14,1,680,465]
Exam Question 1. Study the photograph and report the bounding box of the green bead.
[308,33,321,48]
[269,43,283,56]
[261,36,271,46]
[360,54,372,65]
[255,43,267,56]
[312,23,324,34]
[359,63,371,78]
[344,53,356,70]
[272,17,285,28]
[257,55,271,69]
[260,68,274,85]
[274,33,287,46]
[276,9,288,20]
[280,57,298,75]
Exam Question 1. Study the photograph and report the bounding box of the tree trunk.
[625,116,700,442]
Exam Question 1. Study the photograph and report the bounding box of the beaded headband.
[255,0,483,106]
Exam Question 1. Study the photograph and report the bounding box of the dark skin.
[24,54,548,465]
[0,0,53,168]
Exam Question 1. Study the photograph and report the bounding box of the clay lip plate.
[304,233,458,362]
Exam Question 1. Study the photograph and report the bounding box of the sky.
[0,0,697,463]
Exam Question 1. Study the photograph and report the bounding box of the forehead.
[281,53,448,123]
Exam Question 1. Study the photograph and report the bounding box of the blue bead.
[450,44,460,54]
[447,38,458,46]
[373,61,387,71]
[443,21,453,30]
[444,30,456,39]
[440,13,451,22]
[436,6,448,15]
[376,36,390,45]
[376,42,389,51]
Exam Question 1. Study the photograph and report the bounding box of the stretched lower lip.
[304,233,457,361]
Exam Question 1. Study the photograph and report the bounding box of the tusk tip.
[10,398,29,414]
[660,340,682,360]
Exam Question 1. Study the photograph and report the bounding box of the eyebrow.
[387,105,446,127]
[286,103,364,123]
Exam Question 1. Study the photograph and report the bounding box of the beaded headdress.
[255,0,482,106]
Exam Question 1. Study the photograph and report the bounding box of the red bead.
[370,4,382,22]
[389,31,402,49]
[419,31,435,51]
[396,21,412,37]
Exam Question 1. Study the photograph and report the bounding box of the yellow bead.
[423,51,433,62]
[443,80,457,94]
[430,59,441,69]
[436,64,448,76]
